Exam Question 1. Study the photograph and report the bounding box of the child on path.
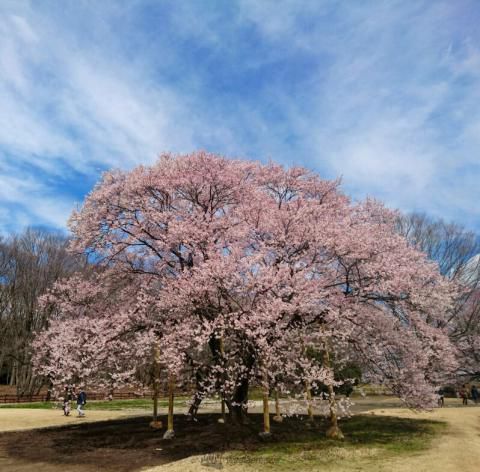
[62,385,71,416]
[63,396,71,416]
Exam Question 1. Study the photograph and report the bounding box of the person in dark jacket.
[76,387,87,417]
[471,385,479,404]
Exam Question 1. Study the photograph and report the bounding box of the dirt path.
[374,406,480,472]
[0,408,145,432]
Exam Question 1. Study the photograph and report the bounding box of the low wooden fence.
[0,391,154,404]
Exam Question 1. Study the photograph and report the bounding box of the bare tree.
[0,228,82,395]
[397,213,480,380]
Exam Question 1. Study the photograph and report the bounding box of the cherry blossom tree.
[34,152,458,439]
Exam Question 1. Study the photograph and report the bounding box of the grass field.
[220,414,445,471]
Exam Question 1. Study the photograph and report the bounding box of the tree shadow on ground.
[0,414,444,472]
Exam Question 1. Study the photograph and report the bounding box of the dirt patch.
[372,407,480,472]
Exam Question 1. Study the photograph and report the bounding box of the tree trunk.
[208,335,254,425]
[227,376,250,424]
[187,363,211,420]
[151,386,161,424]
[188,390,203,419]
[219,336,226,423]
[9,362,16,386]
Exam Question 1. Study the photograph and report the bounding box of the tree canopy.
[33,152,459,434]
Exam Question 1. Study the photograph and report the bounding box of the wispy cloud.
[235,0,480,227]
[0,0,479,233]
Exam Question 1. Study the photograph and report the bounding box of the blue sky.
[1,0,480,234]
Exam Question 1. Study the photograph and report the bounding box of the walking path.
[0,408,144,432]
[376,406,480,472]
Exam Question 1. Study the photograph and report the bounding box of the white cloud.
[0,168,74,231]
[0,3,202,232]
[249,0,480,227]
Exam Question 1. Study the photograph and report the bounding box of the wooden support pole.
[263,386,271,433]
[150,345,162,429]
[163,373,175,439]
[272,388,283,423]
[323,349,344,439]
[305,380,314,422]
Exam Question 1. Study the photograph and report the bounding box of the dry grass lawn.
[0,398,478,471]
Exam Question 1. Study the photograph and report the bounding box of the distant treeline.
[0,229,84,395]
[397,213,480,381]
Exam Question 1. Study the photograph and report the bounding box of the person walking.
[471,385,479,404]
[437,388,445,407]
[76,387,87,417]
[63,385,72,416]
[460,385,468,405]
